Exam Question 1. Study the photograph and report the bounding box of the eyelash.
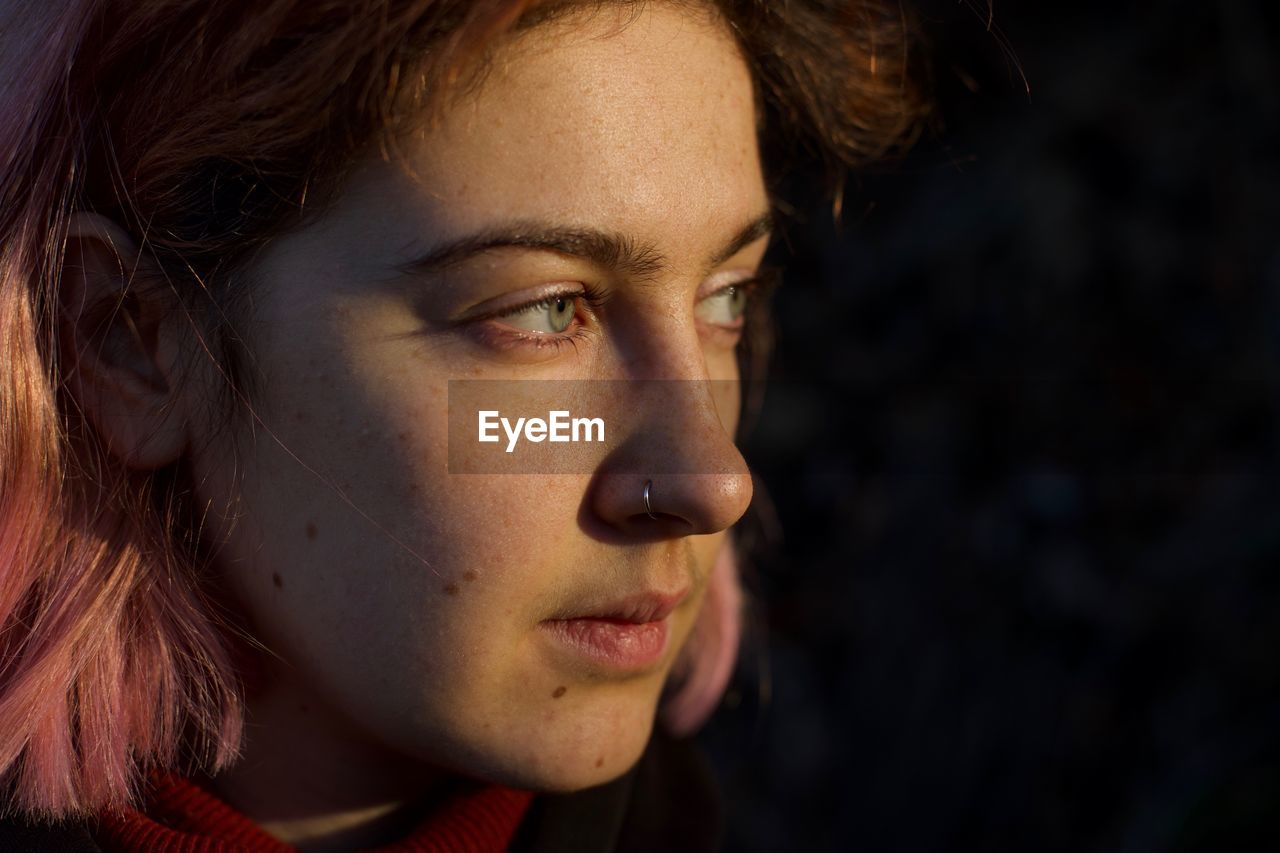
[478,287,604,354]
[476,271,775,355]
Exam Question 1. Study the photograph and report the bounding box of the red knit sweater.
[93,771,534,852]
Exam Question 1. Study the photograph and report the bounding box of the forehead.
[334,3,766,265]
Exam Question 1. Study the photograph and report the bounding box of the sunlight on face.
[191,2,769,793]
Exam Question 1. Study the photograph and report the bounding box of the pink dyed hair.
[0,0,924,819]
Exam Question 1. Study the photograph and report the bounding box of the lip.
[555,588,689,624]
[537,587,689,674]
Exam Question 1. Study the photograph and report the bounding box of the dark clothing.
[509,726,724,853]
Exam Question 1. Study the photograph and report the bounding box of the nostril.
[638,479,703,528]
[628,473,752,535]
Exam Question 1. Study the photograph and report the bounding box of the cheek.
[204,345,582,658]
[202,433,588,744]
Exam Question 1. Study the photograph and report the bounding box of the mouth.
[537,587,690,674]
[555,588,690,624]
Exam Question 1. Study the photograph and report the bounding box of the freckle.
[463,571,478,583]
[443,583,460,596]
[408,483,420,494]
[595,757,603,768]
[272,573,283,589]
[398,431,410,442]
[305,522,318,540]
[552,686,567,698]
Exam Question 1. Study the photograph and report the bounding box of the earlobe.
[59,212,190,470]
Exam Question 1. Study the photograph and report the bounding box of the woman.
[0,0,925,849]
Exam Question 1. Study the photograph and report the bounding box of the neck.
[200,672,449,852]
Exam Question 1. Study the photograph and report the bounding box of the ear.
[59,212,190,470]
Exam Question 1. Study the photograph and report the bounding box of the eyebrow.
[397,210,774,281]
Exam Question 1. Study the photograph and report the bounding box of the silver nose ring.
[643,480,658,519]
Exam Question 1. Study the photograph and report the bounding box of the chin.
[453,690,663,793]
[519,729,656,793]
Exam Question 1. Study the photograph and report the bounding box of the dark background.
[700,1,1280,850]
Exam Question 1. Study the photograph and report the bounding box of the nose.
[590,471,754,539]
[586,383,754,538]
[583,285,754,539]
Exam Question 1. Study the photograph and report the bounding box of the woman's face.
[189,3,768,792]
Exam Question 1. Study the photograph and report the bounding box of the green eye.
[502,295,577,333]
[696,283,749,326]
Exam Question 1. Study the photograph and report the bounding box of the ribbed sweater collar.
[93,770,534,852]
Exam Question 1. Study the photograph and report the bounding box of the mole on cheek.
[552,686,567,698]
[443,583,460,596]
[272,573,283,589]
[305,522,318,540]
[463,571,478,583]
[595,757,604,768]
